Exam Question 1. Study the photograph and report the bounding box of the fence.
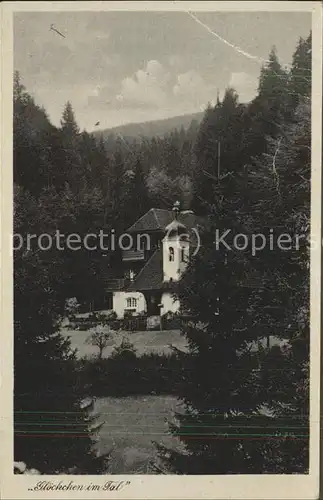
[69,313,191,332]
[109,317,148,332]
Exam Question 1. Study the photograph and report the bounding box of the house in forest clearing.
[104,202,204,319]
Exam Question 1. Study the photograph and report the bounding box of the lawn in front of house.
[60,327,188,358]
[93,395,184,474]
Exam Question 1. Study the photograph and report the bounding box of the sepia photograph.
[1,1,322,499]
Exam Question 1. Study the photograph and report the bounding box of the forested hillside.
[93,110,204,142]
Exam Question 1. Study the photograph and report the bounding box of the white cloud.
[173,70,218,108]
[113,61,218,111]
[87,83,115,106]
[116,60,171,108]
[229,72,257,102]
[168,55,182,67]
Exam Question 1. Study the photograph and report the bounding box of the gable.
[127,249,164,291]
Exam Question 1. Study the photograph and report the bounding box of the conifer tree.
[13,72,55,194]
[245,100,310,473]
[60,101,80,137]
[288,33,311,110]
[155,176,265,474]
[59,102,83,188]
[14,186,109,473]
[258,47,289,102]
[244,47,290,160]
[126,158,150,225]
[103,150,126,230]
[192,90,245,214]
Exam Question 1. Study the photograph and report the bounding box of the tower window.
[169,247,175,262]
[215,296,220,316]
[180,247,186,262]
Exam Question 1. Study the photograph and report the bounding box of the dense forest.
[14,33,311,473]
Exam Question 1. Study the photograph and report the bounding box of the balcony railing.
[103,278,126,291]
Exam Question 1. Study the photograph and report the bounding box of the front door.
[144,291,162,316]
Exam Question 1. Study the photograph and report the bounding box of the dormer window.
[126,297,137,308]
[169,247,175,262]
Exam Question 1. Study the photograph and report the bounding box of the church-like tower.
[162,201,190,282]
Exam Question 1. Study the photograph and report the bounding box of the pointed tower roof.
[164,201,187,237]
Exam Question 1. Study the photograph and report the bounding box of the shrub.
[14,462,41,475]
[88,311,99,322]
[110,338,137,359]
[95,313,110,325]
[85,326,114,360]
[161,311,182,330]
[65,297,80,320]
[106,310,117,321]
[83,345,183,397]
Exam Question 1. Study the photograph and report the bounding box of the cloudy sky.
[14,11,311,131]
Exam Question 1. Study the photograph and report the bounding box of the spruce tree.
[288,33,311,111]
[103,150,127,231]
[245,99,310,473]
[125,158,150,226]
[244,47,289,161]
[59,102,83,188]
[192,90,245,214]
[60,101,80,137]
[14,186,109,473]
[258,47,289,102]
[155,176,266,474]
[13,72,55,194]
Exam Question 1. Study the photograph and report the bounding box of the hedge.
[79,349,184,397]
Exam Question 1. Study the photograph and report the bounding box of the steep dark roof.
[127,208,206,233]
[127,249,164,291]
[127,209,173,233]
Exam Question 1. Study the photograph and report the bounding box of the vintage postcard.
[1,1,322,499]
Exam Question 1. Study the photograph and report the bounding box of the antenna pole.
[217,141,221,183]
